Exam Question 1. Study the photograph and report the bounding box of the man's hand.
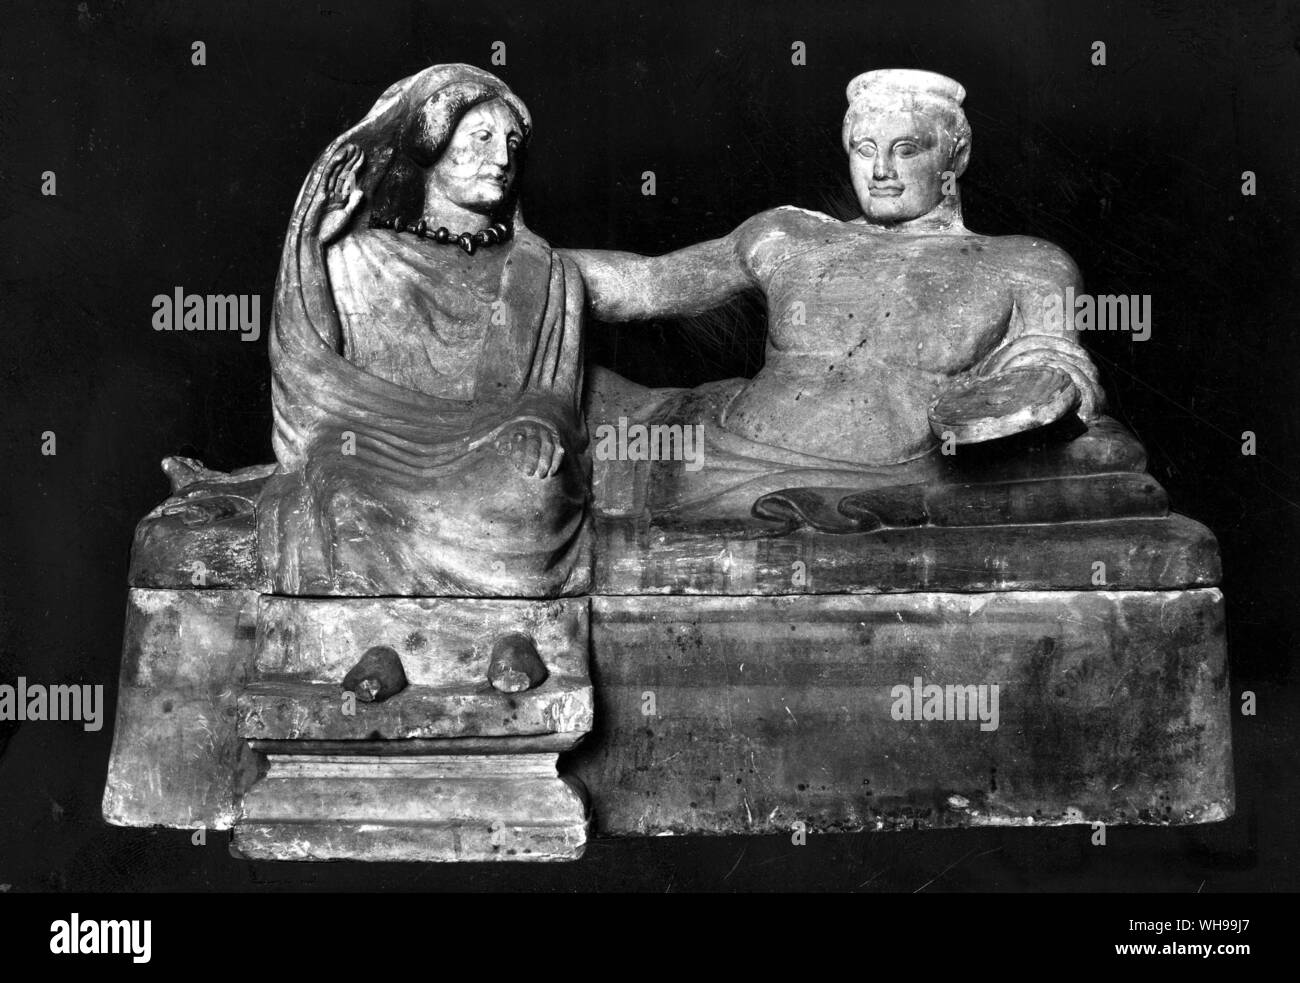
[494,420,565,479]
[305,143,365,245]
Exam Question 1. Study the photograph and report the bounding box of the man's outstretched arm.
[560,222,762,322]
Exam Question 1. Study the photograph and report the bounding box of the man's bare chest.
[760,237,1014,362]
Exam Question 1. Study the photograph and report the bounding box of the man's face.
[846,105,957,224]
[430,99,523,215]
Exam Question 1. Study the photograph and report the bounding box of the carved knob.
[488,633,548,693]
[342,646,408,703]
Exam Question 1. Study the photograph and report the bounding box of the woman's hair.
[369,80,531,228]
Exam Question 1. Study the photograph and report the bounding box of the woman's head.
[421,97,526,216]
[370,78,531,228]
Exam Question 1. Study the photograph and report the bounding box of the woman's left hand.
[494,420,566,479]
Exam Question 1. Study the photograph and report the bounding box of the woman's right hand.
[305,143,365,245]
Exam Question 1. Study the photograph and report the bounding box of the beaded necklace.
[385,215,512,256]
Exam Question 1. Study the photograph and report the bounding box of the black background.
[1,0,1297,891]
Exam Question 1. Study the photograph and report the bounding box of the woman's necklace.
[386,215,512,256]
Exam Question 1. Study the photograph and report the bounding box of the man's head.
[841,69,970,225]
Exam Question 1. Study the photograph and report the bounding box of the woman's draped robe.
[258,66,590,597]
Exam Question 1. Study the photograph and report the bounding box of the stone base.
[106,584,1234,846]
[233,753,588,862]
[567,588,1233,833]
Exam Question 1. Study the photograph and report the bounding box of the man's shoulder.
[976,233,1082,285]
[738,205,837,236]
[732,206,837,264]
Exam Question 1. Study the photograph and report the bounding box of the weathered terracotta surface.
[568,589,1233,833]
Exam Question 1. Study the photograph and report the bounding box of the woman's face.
[429,98,524,215]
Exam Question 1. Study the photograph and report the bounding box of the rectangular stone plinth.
[234,753,588,861]
[566,589,1233,833]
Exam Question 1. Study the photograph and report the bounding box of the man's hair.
[369,80,531,228]
[841,69,971,158]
